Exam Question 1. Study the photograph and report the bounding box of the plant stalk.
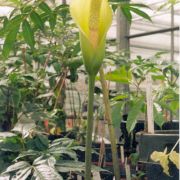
[99,67,120,180]
[85,75,95,180]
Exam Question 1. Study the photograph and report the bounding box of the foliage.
[109,0,151,23]
[0,0,83,132]
[0,133,104,179]
[104,52,179,133]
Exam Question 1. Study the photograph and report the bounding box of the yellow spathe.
[70,0,113,75]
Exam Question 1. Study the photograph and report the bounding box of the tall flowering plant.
[70,0,112,179]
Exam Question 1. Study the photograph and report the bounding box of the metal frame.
[126,26,179,39]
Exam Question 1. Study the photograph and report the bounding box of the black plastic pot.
[136,130,179,180]
[136,130,179,161]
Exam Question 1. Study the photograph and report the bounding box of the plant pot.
[136,130,179,162]
[136,130,179,180]
[144,161,179,180]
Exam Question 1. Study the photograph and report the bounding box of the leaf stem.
[85,75,95,180]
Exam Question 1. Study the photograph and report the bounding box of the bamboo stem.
[99,67,120,180]
[85,75,95,180]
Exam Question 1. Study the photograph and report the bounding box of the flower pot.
[136,130,179,180]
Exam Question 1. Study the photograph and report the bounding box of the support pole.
[146,74,154,134]
[170,4,174,121]
[116,2,130,114]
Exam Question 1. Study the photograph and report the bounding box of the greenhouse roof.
[0,0,179,61]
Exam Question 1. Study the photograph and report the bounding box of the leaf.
[121,6,132,23]
[129,6,151,21]
[39,2,52,14]
[11,167,32,180]
[33,164,63,180]
[3,161,30,174]
[111,94,128,101]
[22,20,35,49]
[34,135,49,151]
[49,13,57,31]
[2,15,22,35]
[56,161,105,173]
[12,89,21,108]
[7,0,20,5]
[169,151,179,169]
[153,105,165,128]
[151,151,169,175]
[98,66,132,83]
[129,3,151,9]
[2,25,19,58]
[111,101,124,127]
[49,147,78,160]
[30,11,44,31]
[126,98,144,133]
[0,136,22,152]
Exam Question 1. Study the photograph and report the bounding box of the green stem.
[85,75,95,180]
[99,67,120,180]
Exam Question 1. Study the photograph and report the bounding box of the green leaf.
[30,11,44,31]
[12,89,21,108]
[111,101,124,127]
[98,66,132,83]
[22,20,35,49]
[154,105,165,128]
[39,2,52,14]
[3,15,22,34]
[126,98,144,133]
[34,135,49,151]
[111,94,128,101]
[0,136,22,152]
[129,6,151,21]
[2,25,19,58]
[121,6,132,23]
[129,3,151,9]
[7,0,20,5]
[49,13,57,31]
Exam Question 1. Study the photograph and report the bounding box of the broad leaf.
[111,101,124,127]
[153,105,165,128]
[126,98,144,133]
[98,66,132,83]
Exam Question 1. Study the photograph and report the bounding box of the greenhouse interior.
[0,0,179,180]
